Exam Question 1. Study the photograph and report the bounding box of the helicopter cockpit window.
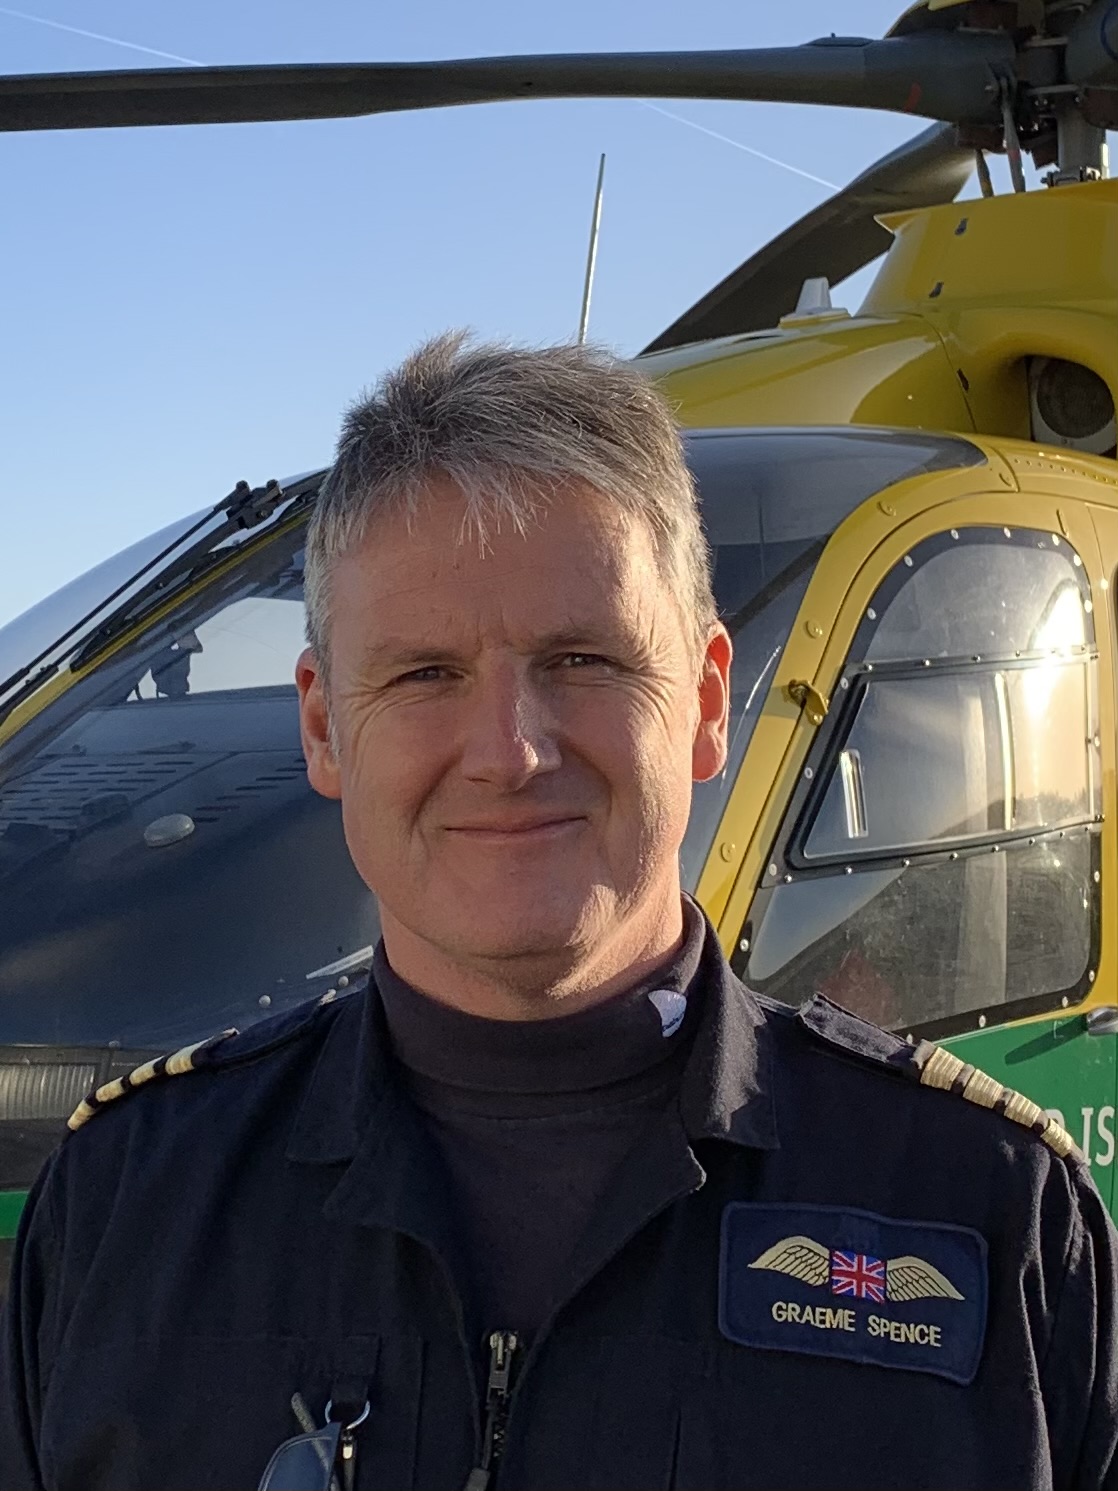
[0,509,211,699]
[739,527,1100,1039]
[132,597,310,700]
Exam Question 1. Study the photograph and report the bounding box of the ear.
[296,646,342,800]
[692,625,732,783]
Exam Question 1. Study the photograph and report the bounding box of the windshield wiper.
[0,476,312,729]
[67,478,298,669]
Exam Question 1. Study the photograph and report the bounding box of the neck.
[379,885,686,1021]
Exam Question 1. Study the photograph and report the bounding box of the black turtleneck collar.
[374,898,706,1113]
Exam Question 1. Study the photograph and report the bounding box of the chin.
[455,919,586,964]
[443,894,605,965]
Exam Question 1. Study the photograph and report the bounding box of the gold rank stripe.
[918,1044,1078,1159]
[67,1030,236,1132]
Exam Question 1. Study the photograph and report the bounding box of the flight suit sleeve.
[1041,1163,1118,1491]
[0,1158,61,1490]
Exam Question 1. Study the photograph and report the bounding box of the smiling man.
[308,463,726,1016]
[1,335,1117,1490]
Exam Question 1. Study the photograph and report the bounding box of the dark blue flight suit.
[1,921,1116,1489]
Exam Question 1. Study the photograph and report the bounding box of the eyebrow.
[359,625,630,673]
[359,640,461,673]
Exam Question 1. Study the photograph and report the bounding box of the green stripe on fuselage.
[0,1190,28,1240]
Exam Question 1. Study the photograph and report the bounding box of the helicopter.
[0,0,1116,1290]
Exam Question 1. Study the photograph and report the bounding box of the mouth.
[444,816,586,842]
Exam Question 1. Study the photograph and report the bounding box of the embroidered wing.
[886,1254,964,1302]
[748,1235,829,1287]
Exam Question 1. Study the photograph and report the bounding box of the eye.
[558,652,611,670]
[393,665,448,685]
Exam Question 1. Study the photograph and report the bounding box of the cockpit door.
[719,487,1115,1212]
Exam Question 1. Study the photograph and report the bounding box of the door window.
[804,660,1094,860]
[739,526,1101,1038]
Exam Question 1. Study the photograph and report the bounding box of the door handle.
[1086,1006,1118,1036]
[786,679,829,727]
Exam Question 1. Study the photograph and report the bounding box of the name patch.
[719,1202,987,1384]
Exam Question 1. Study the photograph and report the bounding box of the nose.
[458,660,561,790]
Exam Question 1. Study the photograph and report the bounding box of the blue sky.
[0,0,1103,627]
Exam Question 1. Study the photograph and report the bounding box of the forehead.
[329,478,665,647]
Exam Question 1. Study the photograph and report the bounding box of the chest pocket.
[40,1333,433,1491]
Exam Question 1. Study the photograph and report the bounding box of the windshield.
[0,429,982,1054]
[0,510,211,694]
[0,470,327,711]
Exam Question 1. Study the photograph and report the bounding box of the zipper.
[462,1330,519,1491]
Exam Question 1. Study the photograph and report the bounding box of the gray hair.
[304,332,717,676]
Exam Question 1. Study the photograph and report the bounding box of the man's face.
[297,476,730,999]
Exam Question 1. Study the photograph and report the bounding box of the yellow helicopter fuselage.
[638,177,1118,444]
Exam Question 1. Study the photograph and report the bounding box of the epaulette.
[797,995,1078,1160]
[67,978,365,1133]
[911,1040,1077,1159]
[67,1029,237,1132]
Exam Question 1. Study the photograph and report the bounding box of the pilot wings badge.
[748,1234,965,1302]
[719,1203,987,1383]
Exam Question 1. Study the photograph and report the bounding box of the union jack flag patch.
[831,1251,886,1302]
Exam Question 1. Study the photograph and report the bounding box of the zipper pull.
[462,1330,519,1491]
[485,1331,518,1404]
[339,1427,357,1491]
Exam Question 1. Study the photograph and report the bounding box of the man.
[1,334,1115,1490]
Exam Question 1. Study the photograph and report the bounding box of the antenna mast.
[578,153,606,343]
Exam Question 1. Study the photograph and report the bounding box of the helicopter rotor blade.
[640,121,974,354]
[0,34,1014,134]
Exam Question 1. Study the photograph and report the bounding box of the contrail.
[0,6,203,65]
[639,101,837,190]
